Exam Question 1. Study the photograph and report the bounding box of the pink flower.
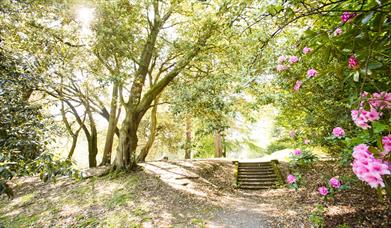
[318,186,328,196]
[278,55,287,63]
[332,127,345,138]
[334,27,342,36]
[341,12,356,23]
[351,143,390,188]
[287,174,296,184]
[303,47,312,54]
[351,109,371,129]
[293,80,302,91]
[368,92,391,109]
[366,108,380,122]
[289,130,296,138]
[293,149,302,156]
[348,55,360,70]
[307,68,317,78]
[368,159,390,176]
[329,177,341,189]
[304,139,310,145]
[362,173,384,188]
[289,56,299,64]
[382,135,391,153]
[276,64,288,72]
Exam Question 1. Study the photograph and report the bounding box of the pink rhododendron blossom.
[289,56,299,64]
[334,27,342,36]
[366,108,380,122]
[362,173,385,188]
[293,149,302,156]
[278,55,287,63]
[303,47,312,54]
[341,12,356,23]
[382,135,391,153]
[332,127,345,138]
[287,174,296,184]
[293,80,302,91]
[368,92,391,109]
[289,130,296,138]
[348,56,360,70]
[318,186,328,196]
[361,91,369,97]
[307,68,317,78]
[276,64,288,72]
[351,109,371,129]
[351,143,390,188]
[329,177,341,189]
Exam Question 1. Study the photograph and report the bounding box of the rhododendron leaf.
[339,185,350,190]
[372,121,387,134]
[368,62,383,70]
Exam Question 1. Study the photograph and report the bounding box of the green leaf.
[368,62,383,70]
[372,121,387,134]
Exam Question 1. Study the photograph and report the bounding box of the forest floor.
[0,159,390,227]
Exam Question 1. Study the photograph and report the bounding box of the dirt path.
[139,160,308,227]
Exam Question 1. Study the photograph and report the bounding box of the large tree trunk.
[184,117,192,159]
[114,112,140,170]
[214,131,223,158]
[100,84,119,165]
[137,98,159,162]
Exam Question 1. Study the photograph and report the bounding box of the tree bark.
[137,97,159,162]
[60,100,82,160]
[100,84,119,165]
[67,134,78,159]
[185,117,192,159]
[114,112,140,170]
[214,131,223,158]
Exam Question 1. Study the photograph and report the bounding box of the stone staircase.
[235,161,281,190]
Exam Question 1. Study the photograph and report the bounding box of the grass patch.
[106,188,133,209]
[191,218,207,227]
[0,214,39,228]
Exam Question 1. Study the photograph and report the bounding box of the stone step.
[239,163,273,167]
[240,185,275,190]
[238,182,277,187]
[238,175,277,180]
[238,170,274,174]
[237,177,277,182]
[238,179,277,183]
[239,168,274,172]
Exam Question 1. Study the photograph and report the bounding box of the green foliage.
[309,204,325,228]
[266,140,291,153]
[289,150,318,168]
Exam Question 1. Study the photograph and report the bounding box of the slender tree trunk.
[100,84,119,165]
[185,117,192,159]
[137,97,159,162]
[67,134,78,159]
[214,131,223,158]
[85,97,98,168]
[87,136,98,167]
[60,100,82,160]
